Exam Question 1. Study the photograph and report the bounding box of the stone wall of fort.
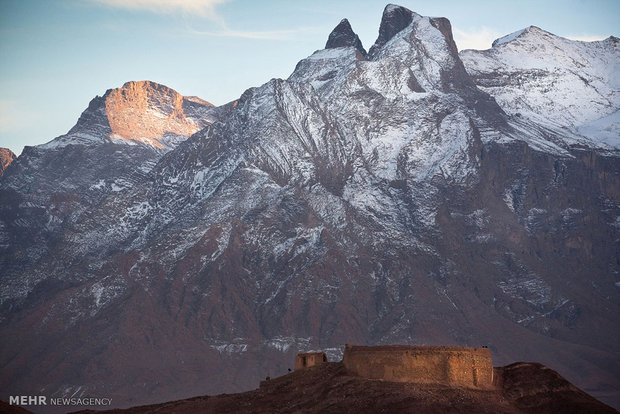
[342,345,493,389]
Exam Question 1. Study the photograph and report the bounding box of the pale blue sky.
[1,0,618,155]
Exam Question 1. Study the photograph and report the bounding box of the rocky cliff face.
[0,4,619,411]
[48,80,215,150]
[0,148,15,176]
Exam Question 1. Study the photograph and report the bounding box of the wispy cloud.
[90,0,230,18]
[90,0,312,40]
[453,27,503,51]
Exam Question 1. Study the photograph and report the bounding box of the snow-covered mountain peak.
[466,26,620,84]
[490,26,553,48]
[367,12,487,97]
[289,5,508,180]
[293,4,481,98]
[39,80,216,151]
[461,27,620,148]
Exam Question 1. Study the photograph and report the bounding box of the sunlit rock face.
[64,80,216,149]
[0,148,15,176]
[103,80,214,148]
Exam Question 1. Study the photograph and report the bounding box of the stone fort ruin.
[295,352,328,370]
[295,345,494,389]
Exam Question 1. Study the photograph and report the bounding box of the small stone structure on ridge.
[294,352,327,370]
[341,344,494,389]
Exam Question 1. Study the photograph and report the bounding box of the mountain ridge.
[461,26,619,149]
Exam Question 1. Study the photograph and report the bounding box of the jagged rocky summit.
[1,3,619,412]
[325,19,368,57]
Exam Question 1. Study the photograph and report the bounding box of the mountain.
[0,81,215,305]
[460,27,620,148]
[1,4,619,412]
[0,148,16,176]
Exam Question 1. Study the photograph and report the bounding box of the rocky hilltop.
[77,349,617,414]
[1,3,619,412]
